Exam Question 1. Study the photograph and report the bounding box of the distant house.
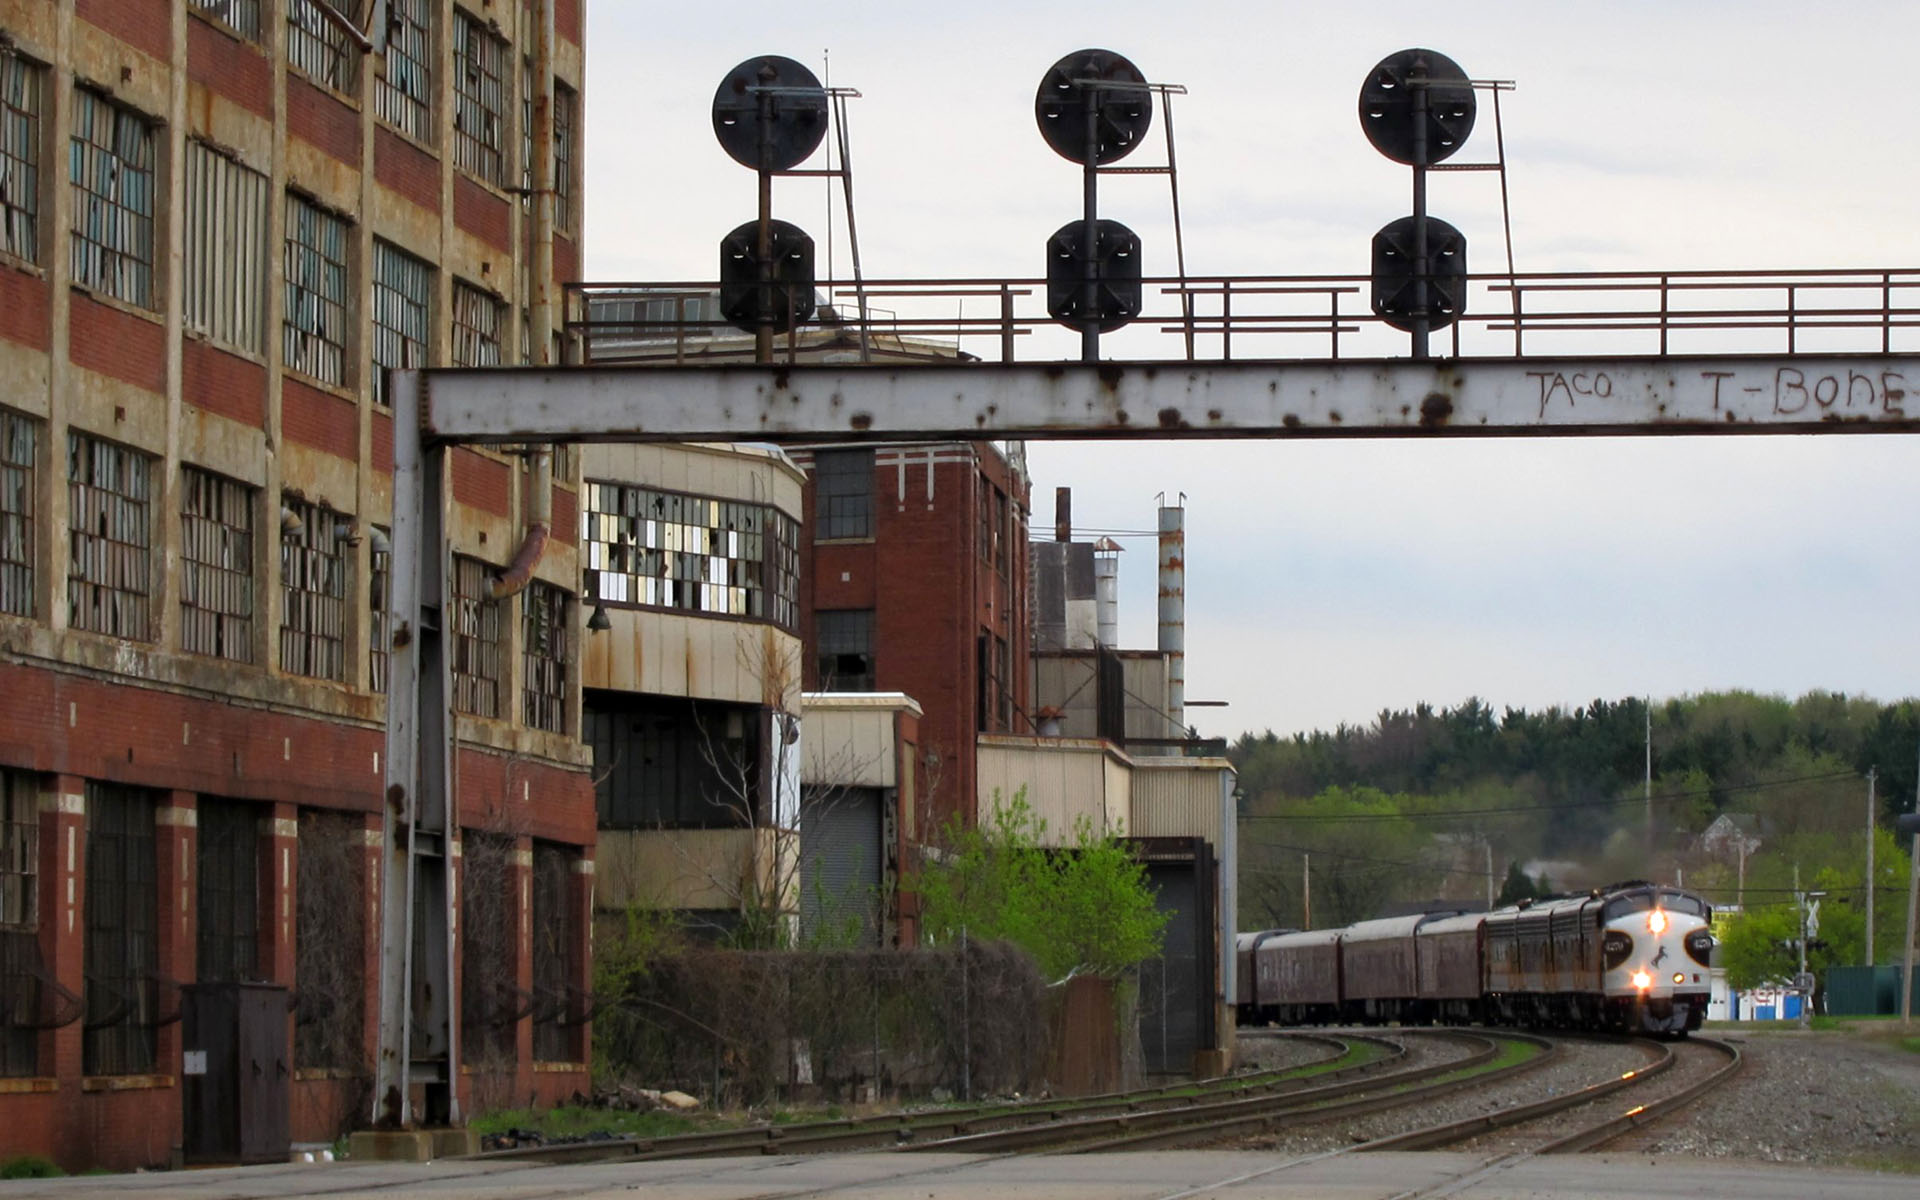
[1698,813,1765,858]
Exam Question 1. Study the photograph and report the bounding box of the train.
[1234,881,1714,1036]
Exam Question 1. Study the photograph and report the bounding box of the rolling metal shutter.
[800,787,882,944]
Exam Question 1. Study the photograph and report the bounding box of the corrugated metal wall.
[800,787,882,944]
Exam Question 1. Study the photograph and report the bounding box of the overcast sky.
[582,2,1920,741]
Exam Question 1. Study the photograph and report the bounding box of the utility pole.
[1902,739,1920,1024]
[1867,768,1877,967]
[1645,697,1654,860]
[1485,840,1494,910]
[1303,852,1312,930]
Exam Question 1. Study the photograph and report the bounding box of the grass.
[0,1156,64,1180]
[467,1104,708,1141]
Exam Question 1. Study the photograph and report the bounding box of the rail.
[565,269,1920,366]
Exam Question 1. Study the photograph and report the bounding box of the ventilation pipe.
[1157,498,1185,740]
[1094,537,1121,648]
[1054,487,1071,542]
[490,0,557,600]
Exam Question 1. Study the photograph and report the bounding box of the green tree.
[913,791,1167,980]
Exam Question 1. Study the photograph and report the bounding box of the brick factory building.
[0,0,593,1170]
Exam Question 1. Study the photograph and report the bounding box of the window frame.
[179,465,257,663]
[280,497,349,681]
[0,769,39,1078]
[815,609,875,692]
[0,409,36,619]
[375,0,435,144]
[69,87,157,309]
[194,798,259,985]
[451,280,503,368]
[191,0,263,41]
[581,480,800,631]
[371,240,432,408]
[82,783,159,1077]
[812,449,874,541]
[183,140,270,355]
[67,431,154,641]
[522,580,569,734]
[287,0,361,95]
[452,8,509,188]
[283,191,353,388]
[449,554,503,718]
[0,48,43,265]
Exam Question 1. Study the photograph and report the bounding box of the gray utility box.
[182,982,290,1164]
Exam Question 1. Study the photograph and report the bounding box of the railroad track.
[466,1029,1399,1165]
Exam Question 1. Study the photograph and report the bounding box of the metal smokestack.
[1094,537,1121,648]
[1054,487,1071,542]
[1157,500,1185,740]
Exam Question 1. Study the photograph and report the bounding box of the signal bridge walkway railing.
[566,269,1920,366]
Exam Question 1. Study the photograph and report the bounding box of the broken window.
[67,432,153,641]
[371,241,431,408]
[287,0,359,94]
[280,497,349,681]
[522,581,569,734]
[815,609,875,692]
[192,0,262,40]
[449,555,502,718]
[584,692,762,829]
[195,799,258,984]
[83,783,158,1076]
[452,9,508,187]
[1,49,43,263]
[180,467,256,663]
[376,0,434,143]
[451,280,502,368]
[284,193,351,386]
[581,482,799,630]
[0,409,35,619]
[70,88,156,307]
[368,525,391,693]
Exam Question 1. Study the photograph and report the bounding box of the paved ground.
[0,1151,1905,1199]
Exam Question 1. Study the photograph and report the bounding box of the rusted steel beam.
[415,355,1920,445]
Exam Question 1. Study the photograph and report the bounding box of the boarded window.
[451,281,502,368]
[294,809,364,1071]
[371,241,431,408]
[522,581,569,734]
[180,467,255,663]
[452,9,508,187]
[1,50,43,263]
[459,832,517,1066]
[280,497,348,681]
[0,769,40,1077]
[83,783,158,1076]
[285,193,351,386]
[287,0,359,93]
[368,525,391,693]
[67,432,153,640]
[582,482,799,630]
[376,0,434,143]
[192,0,262,39]
[195,799,258,984]
[70,88,156,307]
[0,409,34,618]
[449,555,502,718]
[815,609,874,691]
[585,692,761,829]
[530,842,578,1062]
[183,141,269,354]
[812,449,873,540]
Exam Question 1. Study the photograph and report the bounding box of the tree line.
[1232,690,1918,971]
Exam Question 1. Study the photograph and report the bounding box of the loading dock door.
[800,787,882,944]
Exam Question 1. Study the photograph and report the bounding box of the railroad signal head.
[718,219,817,334]
[712,55,829,172]
[1359,48,1476,165]
[1035,48,1153,166]
[1370,214,1467,332]
[1896,812,1920,837]
[1046,219,1143,333]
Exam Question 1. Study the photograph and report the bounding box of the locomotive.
[1235,881,1714,1036]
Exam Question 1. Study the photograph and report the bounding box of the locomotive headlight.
[1631,970,1652,990]
[1673,972,1685,984]
[1648,909,1669,935]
